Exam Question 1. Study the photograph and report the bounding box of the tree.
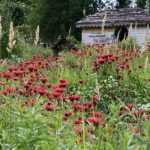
[93,0,105,11]
[0,0,30,58]
[28,0,103,42]
[0,0,30,29]
[136,0,147,8]
[146,0,150,13]
[116,0,132,8]
[105,0,116,9]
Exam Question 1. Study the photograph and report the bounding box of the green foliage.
[0,0,31,59]
[116,0,132,8]
[0,32,9,58]
[28,0,103,42]
[0,0,29,28]
[136,0,147,8]
[0,30,24,59]
[99,75,149,110]
[0,100,57,150]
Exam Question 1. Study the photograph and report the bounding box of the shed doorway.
[114,25,128,42]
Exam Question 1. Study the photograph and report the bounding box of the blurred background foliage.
[0,0,149,43]
[0,0,149,58]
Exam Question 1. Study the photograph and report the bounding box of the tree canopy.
[28,0,105,42]
[0,0,31,29]
[1,0,149,43]
[136,0,147,8]
[116,0,132,8]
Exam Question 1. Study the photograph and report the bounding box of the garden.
[0,41,150,149]
[0,0,150,149]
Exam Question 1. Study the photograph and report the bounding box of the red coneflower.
[69,95,80,102]
[44,102,54,111]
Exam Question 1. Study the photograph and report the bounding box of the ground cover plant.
[0,44,150,150]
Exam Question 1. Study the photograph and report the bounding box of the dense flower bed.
[0,45,150,149]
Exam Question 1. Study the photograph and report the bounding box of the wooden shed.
[76,8,150,46]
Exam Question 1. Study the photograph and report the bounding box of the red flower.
[92,95,98,101]
[3,71,12,80]
[36,86,47,96]
[14,70,24,78]
[74,117,84,125]
[44,102,54,111]
[74,126,83,136]
[51,84,59,90]
[54,87,64,94]
[59,95,66,101]
[69,95,80,102]
[97,58,105,64]
[87,111,105,126]
[133,109,145,118]
[28,64,37,72]
[72,103,83,112]
[40,77,48,84]
[59,79,68,88]
[138,109,145,116]
[90,112,103,118]
[59,79,67,84]
[83,102,93,111]
[64,112,72,117]
[87,117,100,126]
[52,91,62,98]
[127,103,134,111]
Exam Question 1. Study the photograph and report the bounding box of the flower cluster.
[93,54,118,71]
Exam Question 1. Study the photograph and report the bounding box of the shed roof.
[76,8,150,28]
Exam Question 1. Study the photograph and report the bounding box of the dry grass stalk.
[144,56,149,70]
[95,79,101,102]
[101,13,107,34]
[7,22,16,53]
[0,16,2,46]
[83,8,86,17]
[34,25,40,46]
[129,23,133,33]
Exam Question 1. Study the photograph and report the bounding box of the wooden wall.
[129,26,150,46]
[82,28,114,45]
[82,26,150,46]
